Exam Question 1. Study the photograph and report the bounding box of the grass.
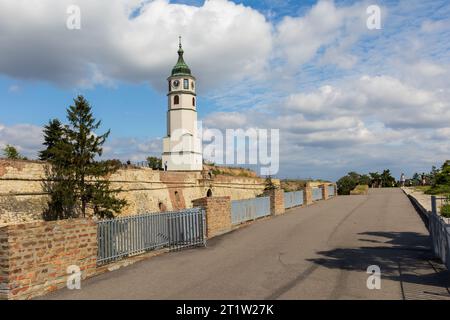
[425,184,450,196]
[350,185,369,195]
[413,186,431,193]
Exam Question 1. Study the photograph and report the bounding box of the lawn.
[413,186,431,193]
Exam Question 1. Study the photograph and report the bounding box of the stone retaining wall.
[0,159,275,226]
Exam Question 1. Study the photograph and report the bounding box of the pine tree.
[42,95,126,220]
[2,144,25,160]
[39,119,65,161]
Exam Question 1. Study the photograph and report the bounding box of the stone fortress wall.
[0,159,277,225]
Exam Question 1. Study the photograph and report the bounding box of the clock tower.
[162,38,203,171]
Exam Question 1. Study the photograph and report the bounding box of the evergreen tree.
[2,144,22,159]
[2,144,27,160]
[42,95,126,220]
[39,119,65,161]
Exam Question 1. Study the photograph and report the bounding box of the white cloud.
[0,0,272,91]
[0,123,43,157]
[274,0,370,69]
[0,121,162,162]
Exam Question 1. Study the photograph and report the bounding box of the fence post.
[264,188,285,216]
[321,184,329,200]
[192,197,231,239]
[431,196,437,215]
[305,182,313,205]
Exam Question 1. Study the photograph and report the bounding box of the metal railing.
[431,196,447,215]
[312,187,323,201]
[231,196,271,225]
[284,191,304,209]
[97,208,206,265]
[327,185,335,198]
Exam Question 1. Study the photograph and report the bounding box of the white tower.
[162,38,203,171]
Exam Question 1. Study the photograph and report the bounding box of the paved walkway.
[43,189,450,300]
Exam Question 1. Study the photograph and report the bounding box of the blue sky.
[0,0,449,181]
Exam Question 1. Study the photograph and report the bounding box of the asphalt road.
[43,188,450,300]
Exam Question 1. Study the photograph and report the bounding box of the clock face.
[191,81,195,89]
[173,80,180,88]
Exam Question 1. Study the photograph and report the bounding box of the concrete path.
[43,188,450,300]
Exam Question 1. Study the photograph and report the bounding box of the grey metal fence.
[97,208,206,265]
[430,196,450,269]
[284,191,304,209]
[327,185,335,198]
[231,197,271,225]
[312,187,323,201]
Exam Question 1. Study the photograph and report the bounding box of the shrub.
[441,204,450,218]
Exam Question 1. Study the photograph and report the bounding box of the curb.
[401,188,430,230]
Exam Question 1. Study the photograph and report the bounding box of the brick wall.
[192,197,231,238]
[0,219,97,300]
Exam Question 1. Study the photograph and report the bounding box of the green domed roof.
[171,38,191,76]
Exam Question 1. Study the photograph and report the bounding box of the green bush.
[426,184,450,196]
[441,204,450,218]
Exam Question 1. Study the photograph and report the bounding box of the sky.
[0,0,449,181]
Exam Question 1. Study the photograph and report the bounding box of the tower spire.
[171,36,191,76]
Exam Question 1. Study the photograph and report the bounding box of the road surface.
[43,188,450,300]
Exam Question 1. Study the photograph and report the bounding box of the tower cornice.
[167,91,196,97]
[167,74,196,81]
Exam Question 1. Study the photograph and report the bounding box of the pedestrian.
[400,173,405,187]
[164,161,168,171]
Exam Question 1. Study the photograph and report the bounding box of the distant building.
[162,38,203,171]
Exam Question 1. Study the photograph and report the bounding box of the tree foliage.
[39,119,65,161]
[337,172,362,195]
[41,95,127,220]
[337,169,397,195]
[2,144,26,160]
[147,156,162,170]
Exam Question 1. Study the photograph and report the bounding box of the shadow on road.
[307,231,450,290]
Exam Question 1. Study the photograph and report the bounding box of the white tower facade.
[162,40,203,171]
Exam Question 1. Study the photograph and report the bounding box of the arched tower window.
[192,97,196,106]
[174,95,179,105]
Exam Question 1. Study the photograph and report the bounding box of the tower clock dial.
[172,80,180,88]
